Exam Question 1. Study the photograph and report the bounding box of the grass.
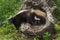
[54,24,60,40]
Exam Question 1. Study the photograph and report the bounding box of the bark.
[20,0,56,23]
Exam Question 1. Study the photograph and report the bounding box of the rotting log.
[8,0,57,40]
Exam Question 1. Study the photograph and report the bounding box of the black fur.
[9,12,27,29]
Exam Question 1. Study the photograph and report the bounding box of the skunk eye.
[34,16,40,21]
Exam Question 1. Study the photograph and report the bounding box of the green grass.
[55,24,60,31]
[54,24,60,40]
[53,0,60,39]
[53,0,60,19]
[0,0,22,40]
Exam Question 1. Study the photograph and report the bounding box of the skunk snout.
[8,17,14,24]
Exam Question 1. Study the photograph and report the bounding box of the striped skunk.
[8,9,46,30]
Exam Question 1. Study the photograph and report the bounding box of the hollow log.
[8,0,57,40]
